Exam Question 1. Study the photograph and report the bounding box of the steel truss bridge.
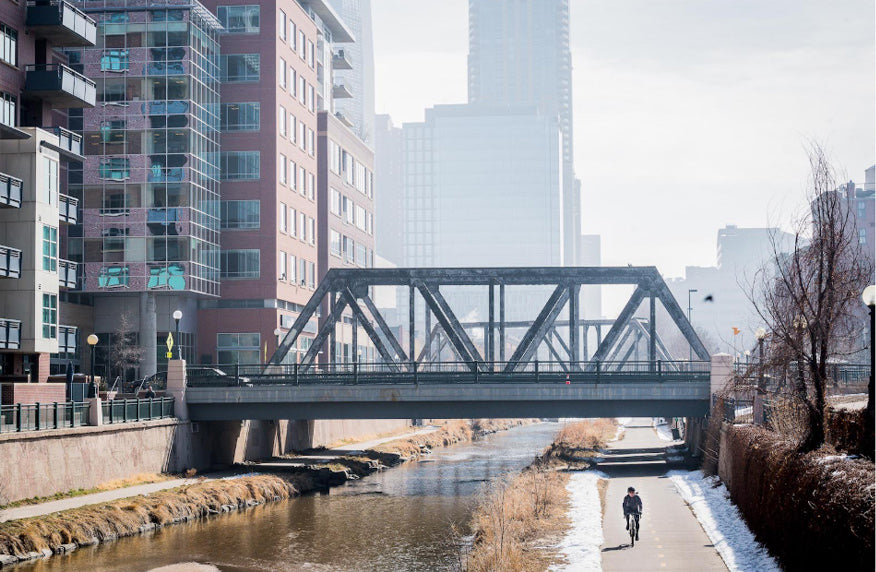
[185,267,713,420]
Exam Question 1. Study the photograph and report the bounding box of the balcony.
[59,193,78,224]
[332,49,353,70]
[332,82,353,99]
[25,64,96,108]
[0,245,22,279]
[41,126,84,161]
[26,1,97,47]
[58,258,78,289]
[0,172,22,208]
[0,319,22,350]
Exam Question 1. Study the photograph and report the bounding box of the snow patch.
[667,470,780,572]
[816,454,857,464]
[550,471,606,571]
[652,419,676,442]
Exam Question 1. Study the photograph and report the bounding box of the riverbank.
[0,419,534,568]
[462,419,615,571]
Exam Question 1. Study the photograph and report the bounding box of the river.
[19,423,561,572]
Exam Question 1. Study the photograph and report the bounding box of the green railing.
[101,397,174,424]
[0,401,89,433]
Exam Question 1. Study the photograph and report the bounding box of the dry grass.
[96,473,172,492]
[0,475,301,558]
[540,419,617,468]
[367,420,474,461]
[464,466,571,572]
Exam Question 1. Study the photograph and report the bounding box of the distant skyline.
[371,0,875,297]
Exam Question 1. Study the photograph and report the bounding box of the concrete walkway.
[0,425,441,523]
[597,419,727,571]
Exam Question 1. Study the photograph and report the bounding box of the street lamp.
[86,334,99,398]
[688,289,698,362]
[755,327,767,392]
[172,309,182,360]
[862,285,875,416]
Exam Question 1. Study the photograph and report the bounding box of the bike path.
[598,419,727,571]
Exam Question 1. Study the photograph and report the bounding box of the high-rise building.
[467,0,579,265]
[373,114,403,265]
[327,0,374,145]
[0,0,97,398]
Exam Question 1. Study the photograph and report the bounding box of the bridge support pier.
[167,359,188,421]
[709,353,734,412]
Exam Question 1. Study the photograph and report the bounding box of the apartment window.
[0,23,17,67]
[343,196,353,225]
[298,166,305,195]
[307,217,315,245]
[306,128,314,156]
[355,205,367,231]
[298,76,306,105]
[99,157,131,180]
[298,30,305,59]
[289,160,297,190]
[289,67,297,97]
[278,9,286,40]
[218,5,260,33]
[0,91,15,128]
[860,228,867,245]
[355,243,367,267]
[298,122,306,150]
[306,172,314,200]
[221,54,260,82]
[289,114,297,143]
[289,208,297,236]
[330,188,341,215]
[306,40,314,68]
[221,102,260,131]
[343,152,353,185]
[355,162,366,193]
[279,250,287,279]
[220,151,260,180]
[307,84,314,112]
[43,156,58,206]
[279,153,287,185]
[100,50,129,71]
[220,200,260,229]
[220,249,260,278]
[279,202,287,232]
[307,261,315,288]
[298,258,307,286]
[366,212,373,235]
[278,105,286,136]
[289,254,296,283]
[330,141,341,175]
[278,57,286,89]
[298,212,306,240]
[217,333,260,364]
[289,21,297,50]
[42,294,57,339]
[42,226,58,271]
[330,229,341,256]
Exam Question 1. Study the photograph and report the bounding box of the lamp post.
[172,309,182,360]
[862,285,875,418]
[687,289,698,362]
[755,327,767,392]
[86,334,99,398]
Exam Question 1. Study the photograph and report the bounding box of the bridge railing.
[186,360,711,387]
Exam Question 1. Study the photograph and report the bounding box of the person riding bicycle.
[623,486,643,541]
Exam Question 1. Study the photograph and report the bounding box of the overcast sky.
[371,0,874,311]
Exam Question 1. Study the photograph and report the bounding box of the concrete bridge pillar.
[166,359,188,421]
[709,353,734,411]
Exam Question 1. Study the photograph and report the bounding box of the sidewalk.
[0,425,441,523]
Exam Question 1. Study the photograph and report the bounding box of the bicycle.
[628,512,641,547]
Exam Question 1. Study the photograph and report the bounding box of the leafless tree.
[751,145,872,451]
[111,312,143,384]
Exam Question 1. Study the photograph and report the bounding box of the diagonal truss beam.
[651,279,710,360]
[300,296,349,369]
[417,282,484,366]
[342,288,403,372]
[268,278,335,366]
[589,285,647,366]
[361,293,409,362]
[543,333,570,372]
[506,285,570,372]
[606,324,636,363]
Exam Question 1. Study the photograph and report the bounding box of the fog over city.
[373,0,875,316]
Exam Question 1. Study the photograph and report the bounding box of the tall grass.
[540,419,617,467]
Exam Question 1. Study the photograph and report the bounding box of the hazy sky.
[371,0,874,307]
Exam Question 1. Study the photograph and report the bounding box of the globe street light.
[86,334,99,398]
[172,309,183,359]
[862,285,875,416]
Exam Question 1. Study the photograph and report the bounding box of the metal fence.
[0,401,90,433]
[101,397,174,424]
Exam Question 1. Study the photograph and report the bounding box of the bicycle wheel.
[629,517,636,547]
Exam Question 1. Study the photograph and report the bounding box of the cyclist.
[623,486,643,541]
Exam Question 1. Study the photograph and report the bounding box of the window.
[289,208,297,236]
[366,212,373,235]
[307,217,315,245]
[355,205,367,231]
[330,229,341,256]
[278,105,286,136]
[307,261,315,288]
[289,254,296,283]
[218,6,260,33]
[99,158,130,180]
[342,196,353,225]
[217,332,260,364]
[278,57,286,89]
[220,249,260,278]
[0,91,15,128]
[298,76,306,105]
[306,172,314,200]
[290,21,297,50]
[279,202,287,232]
[279,153,287,185]
[0,23,17,67]
[220,54,260,82]
[306,128,314,156]
[330,188,341,215]
[307,40,314,68]
[355,243,367,267]
[860,228,867,245]
[279,250,287,279]
[100,50,129,71]
[221,102,260,131]
[298,258,307,285]
[289,67,297,97]
[220,200,260,229]
[43,156,58,206]
[298,30,305,59]
[220,151,260,180]
[298,166,305,195]
[42,226,58,271]
[355,162,366,193]
[278,9,286,40]
[330,141,341,175]
[307,84,314,112]
[298,212,306,240]
[298,122,306,150]
[42,294,57,339]
[289,160,297,190]
[289,114,297,143]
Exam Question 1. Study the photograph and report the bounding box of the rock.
[207,508,219,515]
[0,554,19,567]
[78,537,99,547]
[23,552,42,561]
[40,549,52,558]
[55,543,77,554]
[139,523,156,533]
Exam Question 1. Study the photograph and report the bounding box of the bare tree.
[111,312,143,384]
[752,145,872,451]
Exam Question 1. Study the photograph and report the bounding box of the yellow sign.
[166,332,174,351]
[166,351,173,359]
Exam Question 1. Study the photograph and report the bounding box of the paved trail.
[598,419,727,571]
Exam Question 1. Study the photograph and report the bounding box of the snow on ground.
[612,417,631,440]
[652,419,676,442]
[550,471,606,571]
[667,470,781,572]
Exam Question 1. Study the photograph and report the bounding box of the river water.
[21,423,561,572]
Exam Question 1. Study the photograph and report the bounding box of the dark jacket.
[623,493,643,516]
